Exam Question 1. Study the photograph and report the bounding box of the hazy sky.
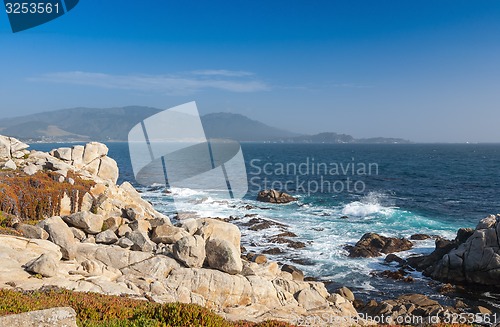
[1,1,500,142]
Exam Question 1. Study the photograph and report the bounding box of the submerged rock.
[256,189,297,204]
[347,232,413,258]
[410,233,432,240]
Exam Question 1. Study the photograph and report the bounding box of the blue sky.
[1,1,500,142]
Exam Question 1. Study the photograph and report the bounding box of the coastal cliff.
[0,135,362,326]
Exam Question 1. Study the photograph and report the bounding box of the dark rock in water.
[262,247,284,255]
[454,299,468,309]
[244,213,258,218]
[347,233,413,258]
[371,269,414,282]
[228,215,239,221]
[243,217,287,231]
[407,228,474,277]
[456,227,474,243]
[242,252,254,261]
[273,231,298,238]
[410,233,431,240]
[406,237,457,272]
[384,253,406,265]
[437,283,455,294]
[428,215,500,286]
[340,215,349,219]
[256,189,297,204]
[249,222,273,231]
[290,257,315,266]
[405,216,500,289]
[268,236,306,249]
[281,264,304,281]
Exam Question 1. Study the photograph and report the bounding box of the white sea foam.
[342,201,390,217]
[170,187,208,197]
[341,192,394,217]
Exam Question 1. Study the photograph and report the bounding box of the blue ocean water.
[31,142,500,305]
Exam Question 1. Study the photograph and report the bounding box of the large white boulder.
[97,156,119,184]
[82,142,108,164]
[63,211,104,235]
[173,235,206,268]
[205,238,242,275]
[38,216,77,260]
[0,135,12,159]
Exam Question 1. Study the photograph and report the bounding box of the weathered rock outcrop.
[424,215,500,286]
[0,307,77,327]
[0,136,29,164]
[358,293,456,324]
[0,228,361,325]
[347,232,413,258]
[256,189,297,204]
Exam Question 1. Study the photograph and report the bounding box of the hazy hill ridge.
[0,107,409,143]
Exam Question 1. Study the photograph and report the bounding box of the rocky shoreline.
[0,134,499,326]
[232,206,500,324]
[0,136,361,326]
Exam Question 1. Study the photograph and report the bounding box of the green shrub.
[0,289,296,327]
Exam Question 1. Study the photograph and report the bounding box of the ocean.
[31,142,500,308]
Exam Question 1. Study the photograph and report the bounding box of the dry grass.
[0,170,94,228]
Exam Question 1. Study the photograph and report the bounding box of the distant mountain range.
[0,106,410,144]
